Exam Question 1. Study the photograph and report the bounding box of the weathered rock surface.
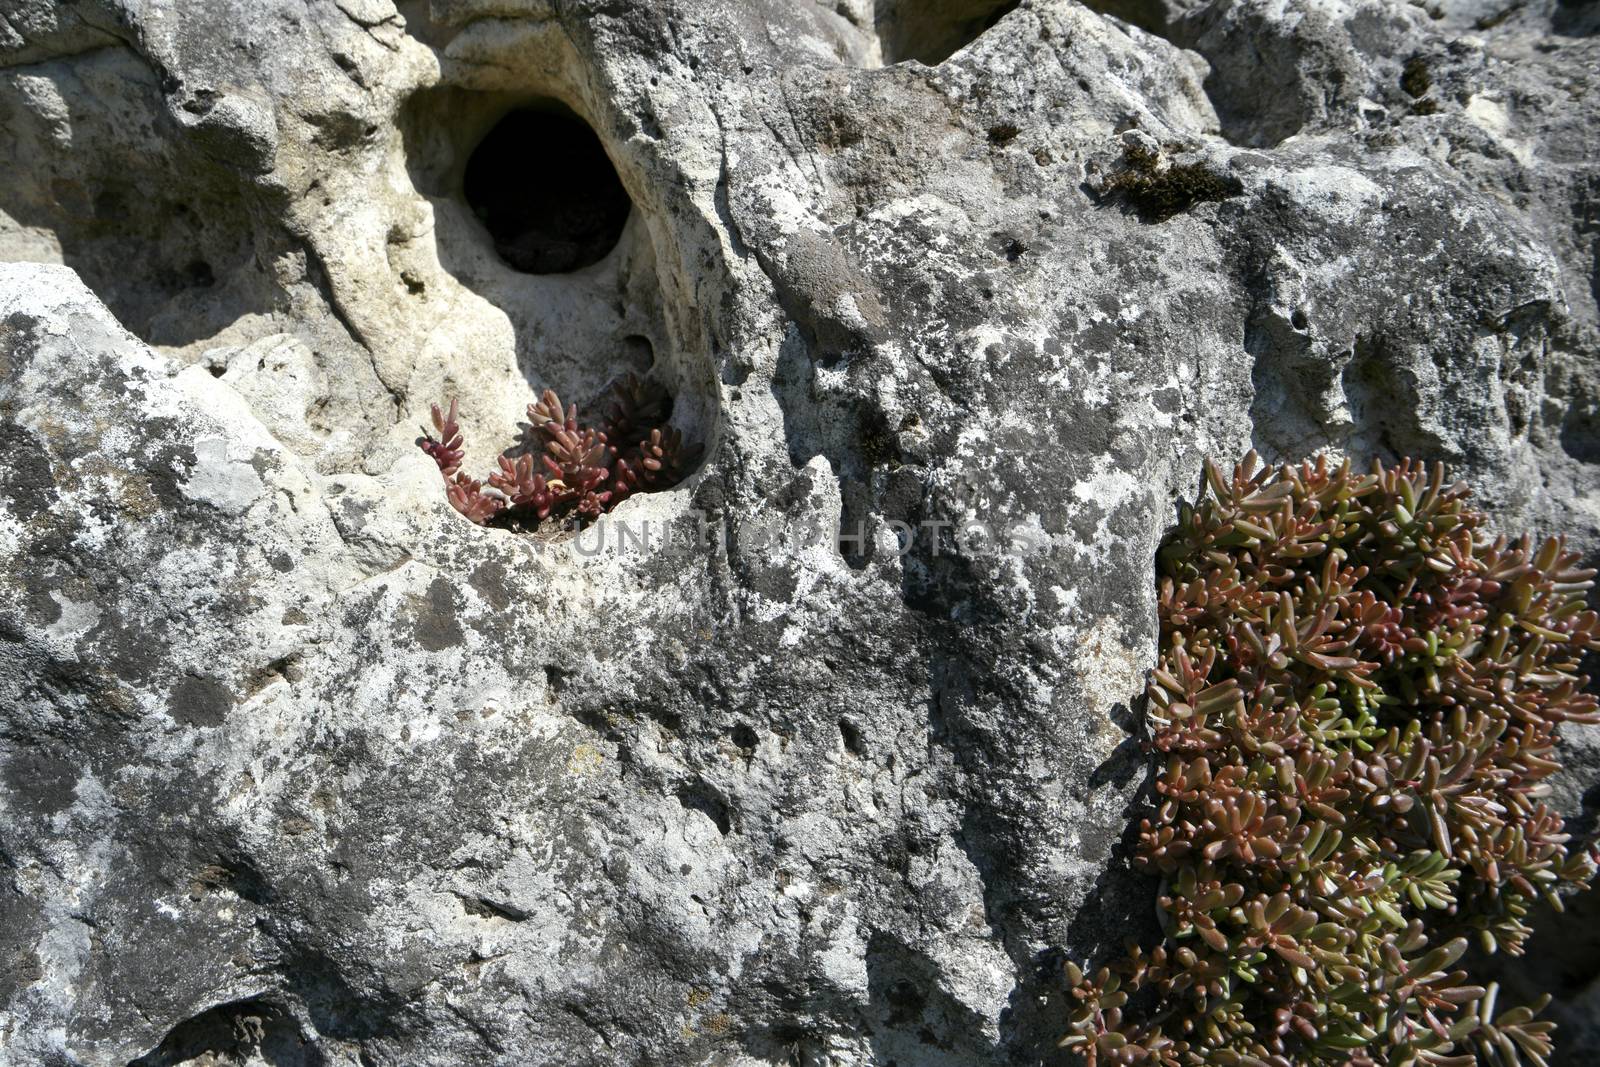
[0,0,1597,1064]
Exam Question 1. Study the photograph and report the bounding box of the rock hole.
[127,998,313,1067]
[647,704,685,735]
[876,0,1021,65]
[620,333,657,373]
[0,49,273,350]
[184,260,215,289]
[1560,391,1600,465]
[837,477,873,570]
[463,107,632,274]
[544,665,569,704]
[395,0,453,47]
[399,83,721,535]
[245,652,303,698]
[840,718,866,756]
[187,850,274,906]
[677,782,733,836]
[1553,0,1600,34]
[731,723,758,753]
[456,892,530,922]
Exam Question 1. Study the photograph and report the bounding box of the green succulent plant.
[1063,453,1599,1067]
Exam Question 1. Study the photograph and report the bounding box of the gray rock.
[0,0,1596,1064]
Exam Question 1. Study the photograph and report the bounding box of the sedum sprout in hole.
[1064,453,1600,1067]
[418,372,701,528]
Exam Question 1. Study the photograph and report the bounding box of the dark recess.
[128,998,319,1066]
[463,108,632,274]
[878,0,1021,65]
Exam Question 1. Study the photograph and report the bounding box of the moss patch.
[1401,56,1432,98]
[1104,143,1242,223]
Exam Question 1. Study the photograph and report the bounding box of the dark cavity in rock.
[462,107,632,274]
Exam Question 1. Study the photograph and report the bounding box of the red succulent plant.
[417,372,701,528]
[1063,453,1599,1067]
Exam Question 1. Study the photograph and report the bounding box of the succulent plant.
[417,373,701,528]
[1063,453,1599,1067]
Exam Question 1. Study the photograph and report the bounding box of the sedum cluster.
[1064,454,1599,1067]
[419,372,700,527]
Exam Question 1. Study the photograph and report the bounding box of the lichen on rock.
[2,0,1599,1064]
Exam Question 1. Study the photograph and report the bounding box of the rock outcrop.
[1,0,1597,1063]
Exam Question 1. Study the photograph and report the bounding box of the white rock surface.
[1,0,1598,1063]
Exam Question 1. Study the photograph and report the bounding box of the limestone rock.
[1,0,1597,1064]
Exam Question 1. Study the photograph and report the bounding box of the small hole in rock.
[620,334,656,373]
[877,0,1020,64]
[463,107,633,274]
[1291,308,1309,330]
[185,260,215,288]
[677,783,733,835]
[840,718,865,756]
[732,723,758,752]
[544,665,569,704]
[129,998,306,1067]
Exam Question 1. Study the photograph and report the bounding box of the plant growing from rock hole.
[1063,453,1599,1067]
[419,373,700,527]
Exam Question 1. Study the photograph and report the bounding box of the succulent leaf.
[1063,455,1598,1066]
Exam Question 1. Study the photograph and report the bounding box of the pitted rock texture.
[1,1,1598,1065]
